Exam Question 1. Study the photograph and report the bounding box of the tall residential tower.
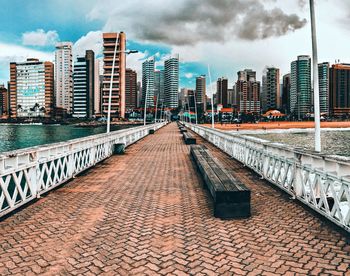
[55,42,73,114]
[102,32,126,118]
[290,55,311,118]
[164,56,179,109]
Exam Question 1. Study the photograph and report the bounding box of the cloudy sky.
[0,0,349,90]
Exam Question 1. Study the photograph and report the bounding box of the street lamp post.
[154,94,159,123]
[208,64,215,128]
[310,0,321,152]
[143,78,149,126]
[194,90,198,124]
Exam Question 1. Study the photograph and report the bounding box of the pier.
[0,123,349,275]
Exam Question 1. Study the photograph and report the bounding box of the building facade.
[142,58,155,108]
[10,58,54,118]
[164,56,179,109]
[102,32,126,118]
[282,73,291,114]
[290,55,311,118]
[329,63,350,116]
[125,69,137,110]
[216,77,229,108]
[55,42,73,114]
[263,67,280,112]
[72,50,95,118]
[318,62,330,114]
[154,70,165,104]
[94,59,101,115]
[195,75,206,112]
[0,85,8,117]
[236,69,260,114]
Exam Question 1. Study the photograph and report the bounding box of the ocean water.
[250,130,350,156]
[0,124,133,153]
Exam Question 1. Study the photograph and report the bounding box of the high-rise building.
[164,56,179,108]
[94,59,101,115]
[236,69,260,114]
[195,75,206,111]
[290,55,311,118]
[154,70,165,104]
[216,77,229,108]
[137,81,142,108]
[55,42,73,114]
[329,63,350,116]
[227,88,234,107]
[261,75,267,112]
[72,50,95,118]
[263,67,280,112]
[125,69,137,110]
[102,32,126,118]
[179,88,189,107]
[282,74,291,114]
[0,85,8,117]
[9,58,54,118]
[238,69,256,82]
[318,62,330,114]
[142,58,155,108]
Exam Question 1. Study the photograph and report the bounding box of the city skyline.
[0,0,350,91]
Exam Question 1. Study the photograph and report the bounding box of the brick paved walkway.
[0,123,349,275]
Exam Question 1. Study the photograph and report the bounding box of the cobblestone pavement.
[0,122,349,275]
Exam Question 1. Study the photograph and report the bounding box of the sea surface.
[0,124,134,153]
[250,130,350,157]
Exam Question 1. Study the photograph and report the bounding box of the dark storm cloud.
[101,0,307,45]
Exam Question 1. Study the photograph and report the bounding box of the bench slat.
[190,145,251,219]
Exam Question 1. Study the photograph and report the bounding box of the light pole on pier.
[143,78,149,126]
[310,0,321,152]
[208,64,215,129]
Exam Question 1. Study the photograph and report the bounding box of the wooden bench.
[190,145,251,219]
[183,132,196,145]
[179,127,187,133]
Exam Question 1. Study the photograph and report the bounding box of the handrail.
[184,122,350,233]
[0,122,167,218]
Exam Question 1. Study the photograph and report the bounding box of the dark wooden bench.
[179,127,187,133]
[190,145,251,219]
[183,132,196,145]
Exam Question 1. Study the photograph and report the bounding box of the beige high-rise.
[55,42,73,114]
[102,32,126,118]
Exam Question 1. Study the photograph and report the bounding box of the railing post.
[262,145,269,179]
[294,152,303,197]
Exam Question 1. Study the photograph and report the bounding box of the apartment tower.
[329,63,350,116]
[195,75,206,111]
[72,50,95,118]
[290,55,311,118]
[9,58,54,118]
[142,58,155,108]
[55,42,73,114]
[125,69,137,110]
[102,32,126,118]
[164,56,179,109]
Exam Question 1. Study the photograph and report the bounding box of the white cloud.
[0,42,54,84]
[73,31,103,57]
[126,51,148,81]
[22,29,59,47]
[185,73,193,79]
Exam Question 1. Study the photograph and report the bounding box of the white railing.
[0,123,166,218]
[184,123,350,233]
